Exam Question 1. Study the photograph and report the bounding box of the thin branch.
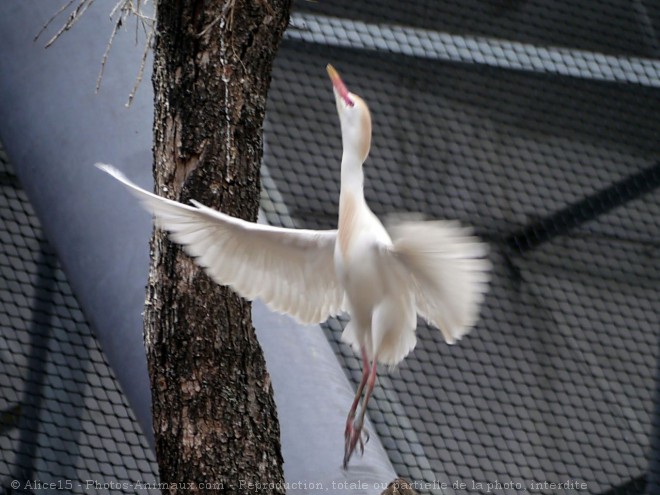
[109,0,124,18]
[40,0,155,106]
[96,18,123,92]
[44,0,97,48]
[34,0,77,42]
[96,0,155,94]
[126,28,153,107]
[199,0,235,38]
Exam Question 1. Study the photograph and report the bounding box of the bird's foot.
[343,420,369,469]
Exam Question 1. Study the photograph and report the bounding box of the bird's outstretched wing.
[97,164,344,324]
[389,220,491,344]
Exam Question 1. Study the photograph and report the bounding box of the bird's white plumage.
[98,64,493,467]
[338,238,419,365]
[97,66,491,369]
[96,163,345,325]
[98,162,490,356]
[388,220,491,344]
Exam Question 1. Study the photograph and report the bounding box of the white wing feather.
[389,220,491,344]
[97,164,344,324]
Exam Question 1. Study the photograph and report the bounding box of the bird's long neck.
[339,150,365,200]
[337,151,365,256]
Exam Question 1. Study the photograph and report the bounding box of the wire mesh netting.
[0,146,160,494]
[261,1,660,493]
[1,1,659,494]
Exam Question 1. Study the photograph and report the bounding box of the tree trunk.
[381,479,419,495]
[146,1,291,492]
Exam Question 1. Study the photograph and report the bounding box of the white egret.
[97,64,491,467]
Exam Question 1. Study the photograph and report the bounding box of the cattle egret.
[96,64,491,468]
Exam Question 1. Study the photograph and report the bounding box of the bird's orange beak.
[327,64,354,107]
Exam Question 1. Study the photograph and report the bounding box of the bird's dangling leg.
[352,360,377,452]
[343,347,371,468]
[344,353,377,468]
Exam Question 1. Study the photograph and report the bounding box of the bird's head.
[327,64,372,163]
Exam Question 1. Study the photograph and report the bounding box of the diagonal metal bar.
[507,161,660,253]
[286,12,660,88]
[597,474,646,495]
[13,240,56,483]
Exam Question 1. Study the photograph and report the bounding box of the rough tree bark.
[381,479,418,495]
[146,1,291,492]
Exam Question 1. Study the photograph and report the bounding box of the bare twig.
[199,0,235,38]
[38,0,155,107]
[44,0,97,48]
[34,0,77,42]
[126,28,154,107]
[97,0,156,106]
[96,17,124,92]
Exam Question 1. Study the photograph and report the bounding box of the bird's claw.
[361,429,370,451]
[343,420,369,469]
